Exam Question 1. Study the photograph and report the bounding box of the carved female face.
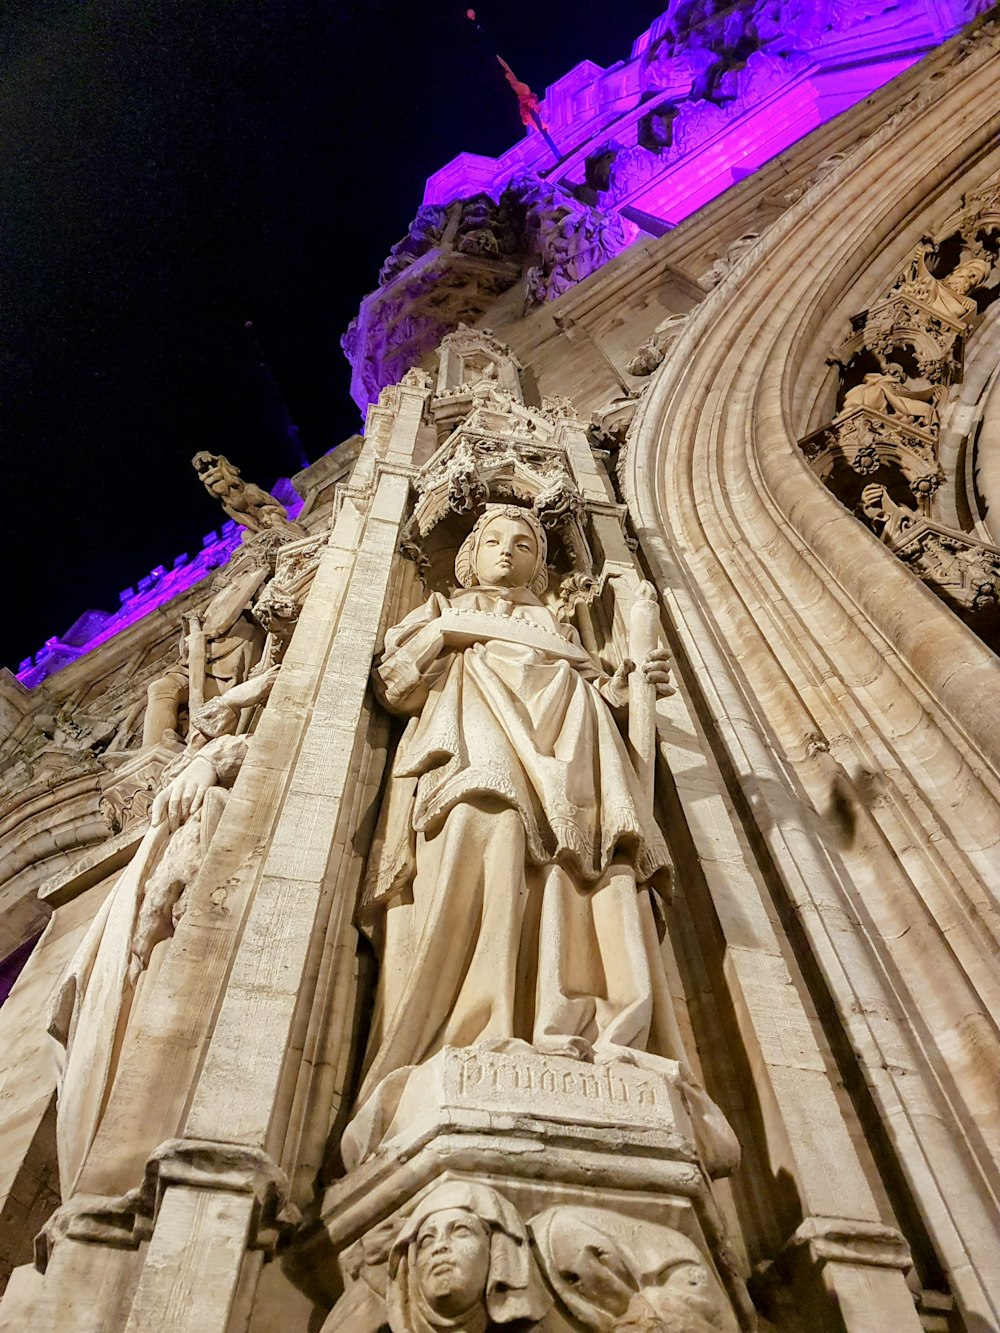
[473,514,539,589]
[413,1207,491,1319]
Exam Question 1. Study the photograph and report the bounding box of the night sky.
[2,1,665,675]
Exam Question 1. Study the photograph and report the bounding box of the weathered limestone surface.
[623,14,1000,1330]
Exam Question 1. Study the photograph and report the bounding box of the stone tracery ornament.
[850,445,880,475]
[859,484,1000,626]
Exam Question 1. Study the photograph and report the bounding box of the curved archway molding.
[626,14,1000,1328]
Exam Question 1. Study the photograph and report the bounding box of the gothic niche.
[294,330,751,1333]
[798,188,1000,648]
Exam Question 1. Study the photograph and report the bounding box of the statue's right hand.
[151,755,217,832]
[605,658,635,710]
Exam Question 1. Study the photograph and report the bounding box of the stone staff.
[628,580,660,808]
[185,612,207,712]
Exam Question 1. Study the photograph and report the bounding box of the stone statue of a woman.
[343,505,737,1173]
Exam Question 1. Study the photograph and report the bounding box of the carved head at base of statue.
[529,1207,735,1333]
[413,1208,491,1322]
[455,506,549,597]
[388,1181,550,1333]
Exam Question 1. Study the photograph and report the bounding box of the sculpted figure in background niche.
[141,569,267,748]
[343,504,738,1174]
[836,363,941,429]
[192,450,306,536]
[899,241,992,324]
[48,668,278,1198]
[530,1207,737,1333]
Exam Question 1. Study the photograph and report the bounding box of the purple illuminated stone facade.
[424,0,986,218]
[343,0,987,411]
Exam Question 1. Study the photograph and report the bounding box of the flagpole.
[464,9,561,164]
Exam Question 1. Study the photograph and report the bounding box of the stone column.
[120,388,428,1333]
[24,375,432,1333]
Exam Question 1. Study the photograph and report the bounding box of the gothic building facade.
[1,3,999,1330]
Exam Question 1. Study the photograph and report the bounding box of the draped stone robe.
[48,731,248,1197]
[343,585,693,1168]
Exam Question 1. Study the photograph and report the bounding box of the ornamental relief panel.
[796,180,1000,648]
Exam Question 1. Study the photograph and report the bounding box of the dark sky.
[1,1,665,675]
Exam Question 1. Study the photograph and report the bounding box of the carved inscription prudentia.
[451,1046,672,1116]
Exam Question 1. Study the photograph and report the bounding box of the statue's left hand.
[606,648,675,707]
[151,755,217,832]
[642,647,676,697]
[606,658,635,709]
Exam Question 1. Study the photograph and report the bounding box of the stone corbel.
[862,295,967,378]
[751,1216,914,1327]
[799,406,941,508]
[35,1140,300,1272]
[35,1189,152,1271]
[782,1215,912,1273]
[146,1138,301,1257]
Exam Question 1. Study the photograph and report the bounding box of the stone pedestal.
[291,1045,753,1332]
